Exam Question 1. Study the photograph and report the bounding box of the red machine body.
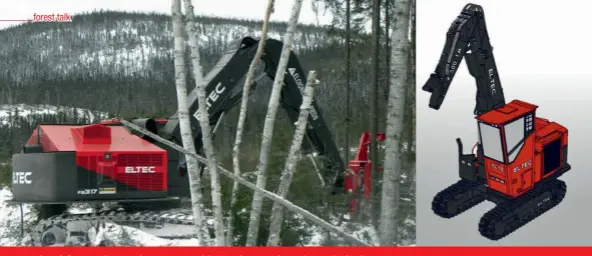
[475,100,568,198]
[11,123,168,203]
[343,131,385,216]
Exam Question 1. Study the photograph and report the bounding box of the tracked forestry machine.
[423,4,570,240]
[8,36,382,246]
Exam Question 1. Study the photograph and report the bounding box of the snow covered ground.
[0,104,104,125]
[0,186,414,246]
[88,222,200,246]
[0,188,201,246]
[0,188,34,245]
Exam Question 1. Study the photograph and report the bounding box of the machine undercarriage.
[433,165,568,240]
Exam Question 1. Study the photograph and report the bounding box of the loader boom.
[422,3,506,115]
[160,36,346,193]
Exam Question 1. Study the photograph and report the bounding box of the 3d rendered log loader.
[8,36,383,245]
[422,3,570,240]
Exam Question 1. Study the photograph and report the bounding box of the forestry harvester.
[422,3,570,240]
[8,36,383,246]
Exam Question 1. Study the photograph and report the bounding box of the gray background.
[417,0,592,245]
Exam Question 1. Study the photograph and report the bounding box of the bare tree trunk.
[384,0,391,101]
[229,0,275,245]
[171,0,206,245]
[379,0,412,246]
[182,1,204,85]
[267,71,319,246]
[408,0,416,200]
[343,0,351,180]
[409,0,416,150]
[119,119,369,246]
[369,0,381,228]
[245,0,304,246]
[183,0,226,246]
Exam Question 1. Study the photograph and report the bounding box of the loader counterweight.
[12,124,168,203]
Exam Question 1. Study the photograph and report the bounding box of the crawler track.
[478,179,567,240]
[432,179,487,218]
[27,209,199,246]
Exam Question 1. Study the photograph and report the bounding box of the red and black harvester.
[422,3,570,240]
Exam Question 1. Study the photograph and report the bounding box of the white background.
[417,0,592,245]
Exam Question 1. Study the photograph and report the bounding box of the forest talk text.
[31,13,73,22]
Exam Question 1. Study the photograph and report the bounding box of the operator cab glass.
[476,100,538,165]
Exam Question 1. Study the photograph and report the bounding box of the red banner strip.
[0,246,590,256]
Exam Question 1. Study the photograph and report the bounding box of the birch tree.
[407,0,416,199]
[267,71,319,246]
[245,0,304,246]
[171,0,206,244]
[369,0,381,228]
[229,0,275,245]
[183,0,226,245]
[379,0,412,246]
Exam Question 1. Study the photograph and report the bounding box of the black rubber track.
[478,179,567,240]
[432,179,487,218]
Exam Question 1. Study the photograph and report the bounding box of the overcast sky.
[0,0,334,29]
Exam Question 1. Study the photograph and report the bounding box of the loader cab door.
[477,112,534,165]
[477,121,504,164]
[502,113,534,164]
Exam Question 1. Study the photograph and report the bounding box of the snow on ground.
[88,222,200,246]
[0,188,34,245]
[0,188,201,246]
[0,103,106,125]
[300,214,416,246]
[0,186,414,246]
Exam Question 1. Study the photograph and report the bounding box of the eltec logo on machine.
[193,81,226,121]
[124,166,156,174]
[12,172,32,184]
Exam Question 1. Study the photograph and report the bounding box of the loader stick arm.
[162,36,346,192]
[422,3,506,115]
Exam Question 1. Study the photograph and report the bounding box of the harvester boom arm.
[422,3,506,115]
[162,36,346,191]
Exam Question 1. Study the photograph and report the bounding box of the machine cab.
[475,100,538,197]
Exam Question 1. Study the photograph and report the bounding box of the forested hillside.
[0,10,414,245]
[0,11,380,121]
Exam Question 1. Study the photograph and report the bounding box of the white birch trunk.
[171,0,206,245]
[119,119,369,246]
[229,0,275,245]
[266,71,319,246]
[245,0,304,246]
[182,0,226,246]
[182,1,204,86]
[379,0,412,246]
